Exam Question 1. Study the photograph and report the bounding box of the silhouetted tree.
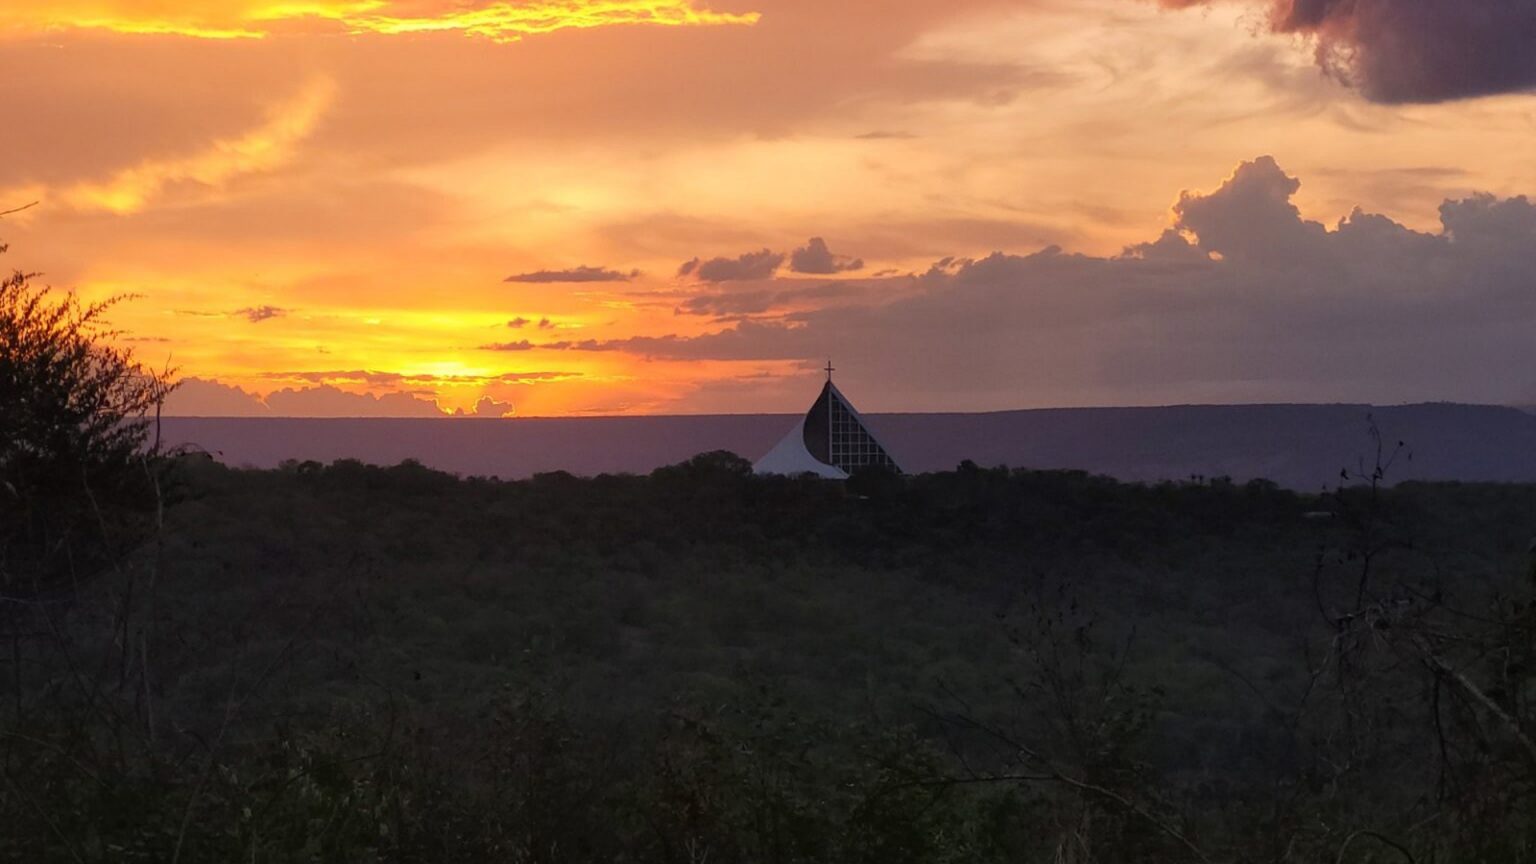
[0,234,173,601]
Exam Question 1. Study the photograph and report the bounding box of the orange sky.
[3,0,1535,416]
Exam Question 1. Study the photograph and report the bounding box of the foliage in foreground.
[2,448,1534,863]
[0,241,171,601]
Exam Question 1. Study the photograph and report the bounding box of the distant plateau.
[160,403,1536,490]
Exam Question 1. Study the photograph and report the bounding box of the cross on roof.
[824,360,835,382]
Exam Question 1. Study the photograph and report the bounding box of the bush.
[0,240,173,600]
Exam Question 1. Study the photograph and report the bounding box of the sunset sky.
[3,0,1535,416]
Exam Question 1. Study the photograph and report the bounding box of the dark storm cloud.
[788,237,864,275]
[677,248,785,282]
[551,157,1536,408]
[1166,0,1536,103]
[505,266,638,284]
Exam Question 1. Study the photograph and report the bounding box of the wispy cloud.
[235,305,289,323]
[177,305,298,323]
[265,369,579,386]
[506,265,640,284]
[54,77,335,214]
[1,1,759,42]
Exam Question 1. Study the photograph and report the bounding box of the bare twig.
[1334,829,1415,864]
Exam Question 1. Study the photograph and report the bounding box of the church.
[753,364,902,479]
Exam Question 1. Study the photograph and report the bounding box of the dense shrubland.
[4,451,1533,863]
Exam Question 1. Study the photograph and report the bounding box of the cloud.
[262,385,448,418]
[163,378,447,417]
[454,396,516,417]
[788,237,864,274]
[163,371,581,416]
[235,304,288,323]
[676,280,878,317]
[1168,155,1324,262]
[1163,0,1536,103]
[544,157,1536,408]
[0,1,760,42]
[47,77,335,214]
[505,265,639,283]
[163,378,273,417]
[504,316,557,329]
[677,248,785,282]
[540,334,709,355]
[176,305,294,323]
[480,340,538,352]
[267,369,576,386]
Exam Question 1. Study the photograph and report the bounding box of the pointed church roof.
[754,372,902,478]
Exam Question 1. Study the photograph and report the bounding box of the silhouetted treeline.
[3,452,1534,862]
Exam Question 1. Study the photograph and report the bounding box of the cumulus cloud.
[676,280,878,317]
[505,266,639,284]
[1168,155,1325,262]
[549,157,1536,408]
[454,396,516,418]
[789,237,864,274]
[1164,0,1536,103]
[164,373,573,417]
[678,248,785,282]
[262,386,448,418]
[163,378,446,417]
[539,322,809,360]
[163,378,273,417]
